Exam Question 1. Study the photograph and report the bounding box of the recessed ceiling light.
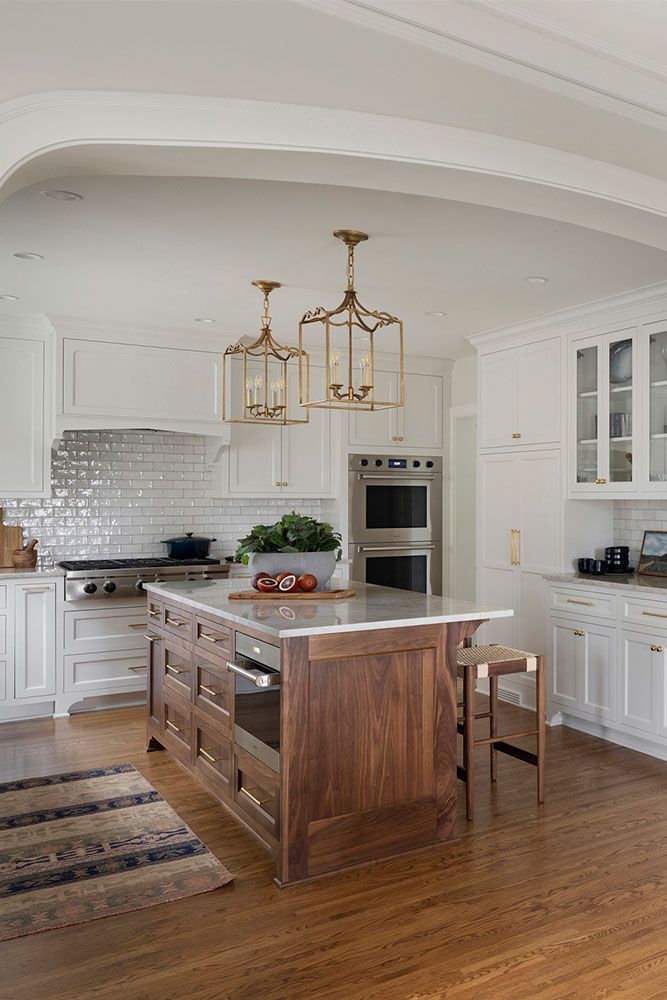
[0,294,19,301]
[425,310,447,317]
[523,275,549,284]
[12,251,44,261]
[194,317,215,324]
[41,189,83,202]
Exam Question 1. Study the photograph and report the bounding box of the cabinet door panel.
[478,567,516,647]
[550,619,579,710]
[580,623,616,721]
[282,367,331,495]
[517,338,561,445]
[400,373,443,449]
[15,583,56,698]
[0,337,45,494]
[518,451,561,572]
[348,371,398,447]
[479,349,517,449]
[620,631,658,734]
[227,422,281,495]
[479,455,518,569]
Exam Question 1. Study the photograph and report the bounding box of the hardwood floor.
[1,701,666,1000]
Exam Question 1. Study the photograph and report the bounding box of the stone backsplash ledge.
[0,430,323,570]
[613,499,667,566]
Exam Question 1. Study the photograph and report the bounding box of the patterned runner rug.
[0,763,234,941]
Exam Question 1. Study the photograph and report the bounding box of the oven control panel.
[348,454,442,473]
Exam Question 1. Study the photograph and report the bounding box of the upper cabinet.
[0,325,52,497]
[348,371,443,450]
[479,338,561,450]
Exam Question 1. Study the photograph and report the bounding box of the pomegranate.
[297,573,318,592]
[256,576,278,593]
[277,573,298,593]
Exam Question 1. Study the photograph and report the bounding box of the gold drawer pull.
[573,629,585,637]
[22,586,52,593]
[199,748,218,764]
[511,432,521,439]
[128,622,147,629]
[166,719,181,733]
[651,645,664,653]
[127,665,147,673]
[144,634,158,642]
[567,598,594,606]
[200,684,219,697]
[199,632,219,643]
[239,786,266,808]
[166,663,184,675]
[642,611,667,619]
[166,616,186,627]
[147,608,160,617]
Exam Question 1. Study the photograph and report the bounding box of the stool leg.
[464,663,475,821]
[536,656,546,804]
[489,674,498,782]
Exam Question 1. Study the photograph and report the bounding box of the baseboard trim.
[559,713,667,762]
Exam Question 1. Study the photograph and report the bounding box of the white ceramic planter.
[247,552,337,590]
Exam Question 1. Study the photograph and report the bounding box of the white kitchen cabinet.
[14,582,57,699]
[479,338,560,450]
[619,629,662,736]
[550,618,579,711]
[550,615,616,721]
[227,423,282,495]
[0,334,49,496]
[348,371,443,450]
[63,648,147,696]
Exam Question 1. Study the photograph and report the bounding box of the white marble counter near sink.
[545,572,667,597]
[146,578,513,639]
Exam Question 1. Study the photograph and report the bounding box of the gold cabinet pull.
[144,634,158,642]
[567,598,594,607]
[642,611,667,619]
[199,632,219,643]
[651,645,664,653]
[199,748,218,763]
[239,786,265,808]
[127,665,147,673]
[282,482,288,486]
[22,585,51,593]
[128,622,147,629]
[573,629,586,637]
[275,481,280,486]
[147,608,160,617]
[199,684,219,697]
[510,529,520,566]
[165,616,186,627]
[594,478,607,485]
[166,719,181,732]
[511,432,521,439]
[166,663,184,675]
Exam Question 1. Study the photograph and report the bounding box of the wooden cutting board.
[0,508,23,568]
[228,589,355,601]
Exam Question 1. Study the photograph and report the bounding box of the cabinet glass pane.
[608,338,633,483]
[576,346,598,483]
[649,330,667,482]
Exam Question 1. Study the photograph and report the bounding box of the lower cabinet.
[620,629,667,737]
[550,615,616,722]
[15,582,57,699]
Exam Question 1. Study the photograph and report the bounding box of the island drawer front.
[621,596,667,630]
[163,604,193,640]
[194,716,233,797]
[193,658,233,732]
[234,747,279,839]
[194,616,232,657]
[162,697,192,766]
[162,642,194,700]
[550,588,615,619]
[147,599,163,627]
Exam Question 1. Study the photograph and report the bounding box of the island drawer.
[164,604,193,640]
[147,598,163,627]
[194,616,232,657]
[621,596,667,631]
[162,641,194,700]
[162,697,192,766]
[194,716,233,797]
[234,747,279,840]
[550,588,615,620]
[193,657,233,732]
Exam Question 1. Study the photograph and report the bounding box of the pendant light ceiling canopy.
[223,279,309,425]
[298,230,404,410]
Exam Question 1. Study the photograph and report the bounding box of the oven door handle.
[356,474,436,483]
[356,544,437,552]
[227,660,280,688]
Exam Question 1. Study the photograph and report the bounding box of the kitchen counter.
[545,572,667,596]
[0,567,64,581]
[145,577,513,639]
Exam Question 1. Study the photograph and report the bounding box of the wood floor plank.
[0,701,665,1000]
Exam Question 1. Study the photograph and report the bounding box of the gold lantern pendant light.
[223,280,309,425]
[298,230,404,410]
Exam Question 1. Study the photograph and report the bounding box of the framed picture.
[637,530,667,577]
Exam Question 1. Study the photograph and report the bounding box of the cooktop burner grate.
[58,557,221,572]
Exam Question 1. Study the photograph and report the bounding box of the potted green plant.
[234,512,343,590]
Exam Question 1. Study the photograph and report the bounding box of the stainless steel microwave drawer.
[235,632,281,671]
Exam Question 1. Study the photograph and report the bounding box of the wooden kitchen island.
[143,579,512,885]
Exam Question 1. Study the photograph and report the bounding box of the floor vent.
[499,688,522,707]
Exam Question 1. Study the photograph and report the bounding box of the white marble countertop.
[145,578,513,638]
[0,567,64,582]
[545,573,667,597]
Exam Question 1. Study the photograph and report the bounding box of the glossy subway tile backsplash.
[0,430,322,569]
[614,499,667,567]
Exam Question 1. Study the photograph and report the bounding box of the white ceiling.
[1,174,666,358]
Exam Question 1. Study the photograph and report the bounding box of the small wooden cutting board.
[228,589,355,601]
[0,508,23,568]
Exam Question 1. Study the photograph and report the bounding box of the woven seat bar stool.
[456,640,545,821]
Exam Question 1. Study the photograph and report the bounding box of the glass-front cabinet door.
[644,320,667,492]
[571,329,637,494]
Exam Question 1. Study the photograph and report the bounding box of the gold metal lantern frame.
[223,280,309,425]
[298,230,404,410]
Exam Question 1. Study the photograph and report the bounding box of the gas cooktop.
[59,557,221,572]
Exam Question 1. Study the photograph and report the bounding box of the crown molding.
[467,280,667,351]
[300,0,667,130]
